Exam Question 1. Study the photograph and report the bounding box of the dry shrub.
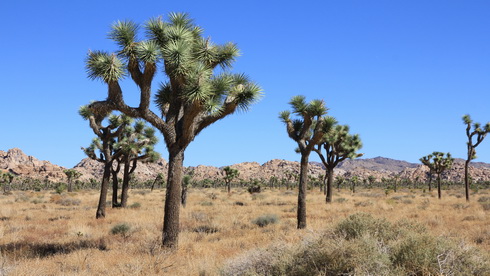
[0,239,107,259]
[222,213,490,276]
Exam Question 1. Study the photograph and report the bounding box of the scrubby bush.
[222,213,490,276]
[252,214,279,227]
[129,202,141,209]
[110,223,131,236]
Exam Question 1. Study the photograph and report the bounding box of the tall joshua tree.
[64,169,82,192]
[80,108,131,218]
[85,13,262,248]
[223,166,239,194]
[313,122,362,203]
[279,95,328,229]
[462,115,490,202]
[115,120,160,207]
[420,152,453,199]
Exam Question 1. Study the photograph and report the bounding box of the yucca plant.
[80,108,132,218]
[462,114,490,202]
[84,13,262,248]
[420,152,453,199]
[279,95,330,229]
[313,122,363,203]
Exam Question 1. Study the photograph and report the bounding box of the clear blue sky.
[1,0,489,168]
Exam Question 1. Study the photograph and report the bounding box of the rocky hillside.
[2,148,490,183]
[0,148,66,180]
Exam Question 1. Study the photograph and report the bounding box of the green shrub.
[110,223,131,236]
[55,183,66,194]
[222,213,490,275]
[129,202,141,209]
[252,214,279,227]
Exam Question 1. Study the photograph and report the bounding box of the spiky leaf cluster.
[314,119,363,169]
[420,152,453,175]
[117,120,160,163]
[86,12,262,150]
[64,169,82,180]
[462,114,490,160]
[223,166,240,183]
[279,96,329,151]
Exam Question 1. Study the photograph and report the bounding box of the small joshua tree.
[313,122,362,203]
[80,108,131,218]
[181,174,192,207]
[335,175,344,192]
[64,169,82,192]
[115,120,160,207]
[1,172,15,194]
[420,152,453,199]
[279,95,330,229]
[462,115,490,202]
[223,166,240,194]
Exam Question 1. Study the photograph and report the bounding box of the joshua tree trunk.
[297,154,309,229]
[181,185,188,207]
[120,159,131,208]
[96,162,112,219]
[162,148,184,248]
[428,171,432,192]
[326,167,334,203]
[437,174,442,199]
[464,159,470,202]
[323,172,327,195]
[111,162,121,208]
[227,182,231,194]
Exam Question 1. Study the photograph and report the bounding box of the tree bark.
[428,171,432,192]
[227,182,231,194]
[464,159,470,202]
[437,174,442,199]
[111,162,121,208]
[297,154,309,229]
[181,185,188,207]
[96,162,112,219]
[67,179,73,193]
[326,167,334,203]
[162,148,184,248]
[120,159,131,208]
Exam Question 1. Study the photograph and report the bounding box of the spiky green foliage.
[463,114,490,161]
[223,166,240,194]
[85,12,262,249]
[420,152,453,199]
[318,123,363,163]
[462,114,490,201]
[280,95,330,228]
[314,119,363,202]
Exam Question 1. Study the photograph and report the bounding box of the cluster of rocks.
[2,148,490,184]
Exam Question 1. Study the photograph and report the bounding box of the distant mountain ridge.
[2,148,490,183]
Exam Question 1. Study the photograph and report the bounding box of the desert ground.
[0,187,489,275]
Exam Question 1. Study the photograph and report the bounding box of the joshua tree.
[1,172,15,194]
[367,175,376,189]
[350,176,359,193]
[223,166,240,194]
[115,120,160,207]
[80,108,131,218]
[335,175,344,192]
[313,122,362,203]
[181,174,192,207]
[279,95,329,229]
[462,115,490,202]
[151,173,165,191]
[420,152,454,199]
[85,13,262,248]
[63,169,82,192]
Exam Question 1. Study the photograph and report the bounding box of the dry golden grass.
[0,187,489,275]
